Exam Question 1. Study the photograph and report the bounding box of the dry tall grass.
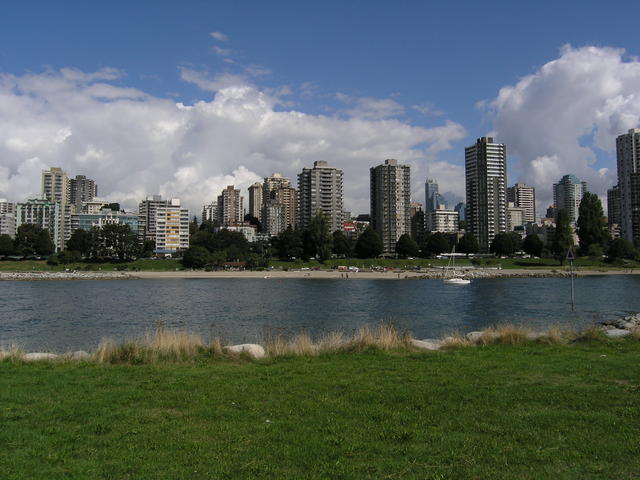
[0,345,23,361]
[94,328,208,364]
[265,324,412,357]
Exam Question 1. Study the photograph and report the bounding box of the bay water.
[1,275,639,352]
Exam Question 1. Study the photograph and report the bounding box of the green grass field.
[0,256,636,272]
[2,342,639,479]
[0,258,182,272]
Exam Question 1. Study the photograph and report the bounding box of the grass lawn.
[271,257,635,270]
[2,342,639,479]
[0,259,182,272]
[0,257,636,273]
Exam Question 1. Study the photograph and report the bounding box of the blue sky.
[1,1,640,215]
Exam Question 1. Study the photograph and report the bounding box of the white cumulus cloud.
[484,45,640,215]
[0,68,466,215]
[210,31,229,42]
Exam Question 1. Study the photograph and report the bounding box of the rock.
[69,350,91,361]
[466,331,484,342]
[23,352,59,361]
[526,332,544,340]
[604,328,631,338]
[411,339,441,351]
[224,344,266,359]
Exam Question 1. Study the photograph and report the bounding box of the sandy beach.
[1,267,638,281]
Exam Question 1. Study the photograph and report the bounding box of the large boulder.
[69,350,91,361]
[411,339,441,351]
[224,344,266,359]
[23,352,59,361]
[604,328,631,338]
[466,331,484,342]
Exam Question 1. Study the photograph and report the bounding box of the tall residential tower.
[552,174,587,225]
[370,159,411,254]
[507,183,536,224]
[298,161,343,232]
[615,128,640,243]
[465,137,507,251]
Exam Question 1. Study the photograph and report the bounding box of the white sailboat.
[443,245,470,285]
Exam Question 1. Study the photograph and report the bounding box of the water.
[1,276,639,352]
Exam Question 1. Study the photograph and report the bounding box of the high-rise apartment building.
[262,173,290,200]
[248,182,263,221]
[370,159,411,254]
[0,199,15,214]
[507,183,536,224]
[615,128,640,243]
[607,185,621,227]
[41,167,73,249]
[552,174,587,225]
[0,201,16,238]
[454,202,466,222]
[424,179,440,212]
[298,161,344,232]
[217,185,244,226]
[262,198,286,236]
[69,175,98,211]
[138,195,188,255]
[201,202,218,224]
[271,185,299,230]
[15,199,65,251]
[155,199,189,256]
[465,137,507,251]
[42,167,70,205]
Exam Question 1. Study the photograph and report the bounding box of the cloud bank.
[0,68,466,215]
[485,45,640,214]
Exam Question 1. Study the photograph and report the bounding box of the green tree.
[141,240,155,257]
[355,227,383,258]
[395,233,419,258]
[101,203,120,212]
[15,224,55,255]
[199,219,219,233]
[273,228,304,261]
[509,232,523,252]
[67,229,93,256]
[305,212,333,262]
[189,216,199,235]
[457,233,479,257]
[101,224,139,261]
[576,192,608,255]
[552,209,574,265]
[0,234,16,256]
[57,250,81,266]
[332,230,352,257]
[423,232,450,257]
[182,246,210,268]
[490,233,515,256]
[522,234,543,257]
[607,238,636,261]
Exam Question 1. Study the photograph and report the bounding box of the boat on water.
[443,246,471,285]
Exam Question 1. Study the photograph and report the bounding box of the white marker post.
[567,247,575,312]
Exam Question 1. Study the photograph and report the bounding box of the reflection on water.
[1,276,639,352]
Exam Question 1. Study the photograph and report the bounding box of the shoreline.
[1,267,639,281]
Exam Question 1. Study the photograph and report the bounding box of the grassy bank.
[2,256,635,273]
[0,258,182,272]
[2,338,640,479]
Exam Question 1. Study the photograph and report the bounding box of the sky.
[2,0,640,217]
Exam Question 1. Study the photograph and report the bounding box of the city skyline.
[2,2,640,216]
